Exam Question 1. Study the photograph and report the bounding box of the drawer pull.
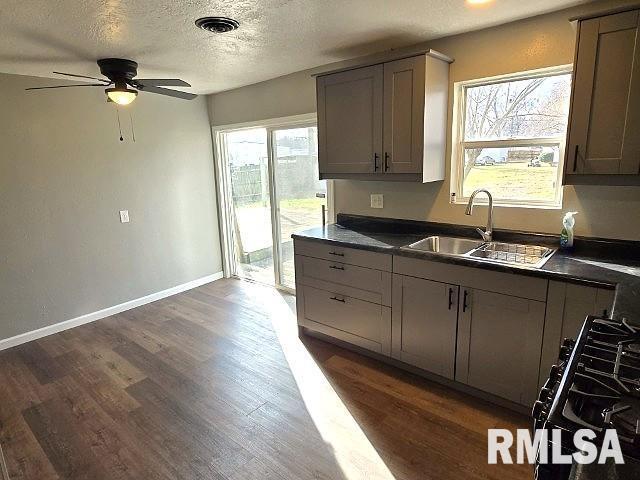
[330,296,346,303]
[329,265,345,270]
[328,251,344,257]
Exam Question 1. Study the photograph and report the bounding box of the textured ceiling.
[0,0,589,94]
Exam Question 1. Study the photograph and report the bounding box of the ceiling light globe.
[106,88,138,105]
[466,0,494,5]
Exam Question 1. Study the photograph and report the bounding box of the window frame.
[450,65,573,209]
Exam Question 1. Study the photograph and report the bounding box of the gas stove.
[534,316,640,479]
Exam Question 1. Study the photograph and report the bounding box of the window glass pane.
[273,126,324,289]
[464,74,571,141]
[224,128,275,285]
[462,145,560,204]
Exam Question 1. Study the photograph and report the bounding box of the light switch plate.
[370,194,384,209]
[119,210,130,223]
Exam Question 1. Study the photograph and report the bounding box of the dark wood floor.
[0,278,532,479]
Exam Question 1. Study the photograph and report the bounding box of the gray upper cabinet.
[565,8,640,184]
[391,275,458,379]
[317,65,383,175]
[316,51,451,182]
[456,288,546,406]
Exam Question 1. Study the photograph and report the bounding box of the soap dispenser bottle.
[560,212,578,251]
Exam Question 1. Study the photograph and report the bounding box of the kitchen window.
[451,66,572,208]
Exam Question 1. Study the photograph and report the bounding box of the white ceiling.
[0,0,589,94]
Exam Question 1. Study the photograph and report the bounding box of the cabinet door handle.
[328,251,344,257]
[573,145,579,172]
[384,152,390,172]
[374,153,379,172]
[329,265,344,270]
[330,296,345,303]
[448,287,454,310]
[462,290,469,313]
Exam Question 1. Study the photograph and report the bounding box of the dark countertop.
[292,215,640,323]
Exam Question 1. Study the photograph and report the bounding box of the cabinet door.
[391,275,458,379]
[383,56,425,174]
[567,10,640,175]
[560,285,615,340]
[317,65,383,175]
[538,282,615,389]
[456,288,545,405]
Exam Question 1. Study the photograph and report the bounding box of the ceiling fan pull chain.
[129,111,136,143]
[115,105,124,142]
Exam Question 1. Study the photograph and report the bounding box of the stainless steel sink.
[468,241,556,268]
[405,236,484,255]
[405,236,556,269]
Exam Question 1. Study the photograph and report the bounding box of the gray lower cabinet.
[455,288,546,406]
[538,281,615,388]
[391,275,458,379]
[293,241,608,409]
[294,239,392,355]
[298,285,391,355]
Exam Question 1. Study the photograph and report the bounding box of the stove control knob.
[560,338,576,359]
[532,400,547,421]
[539,387,551,401]
[549,364,561,381]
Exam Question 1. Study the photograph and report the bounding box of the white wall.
[209,0,640,240]
[0,72,222,340]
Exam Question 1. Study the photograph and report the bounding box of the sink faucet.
[465,189,493,242]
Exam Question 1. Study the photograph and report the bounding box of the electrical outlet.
[119,210,130,223]
[370,194,384,209]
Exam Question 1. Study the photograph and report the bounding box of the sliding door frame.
[212,113,333,292]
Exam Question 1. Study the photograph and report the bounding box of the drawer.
[294,239,392,271]
[299,285,391,354]
[296,255,392,304]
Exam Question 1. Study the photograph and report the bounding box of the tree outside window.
[453,67,572,207]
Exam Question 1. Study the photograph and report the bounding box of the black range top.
[536,316,640,479]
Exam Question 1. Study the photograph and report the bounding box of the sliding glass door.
[272,126,325,289]
[216,117,328,290]
[222,128,275,285]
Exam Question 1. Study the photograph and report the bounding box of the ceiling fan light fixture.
[106,87,138,105]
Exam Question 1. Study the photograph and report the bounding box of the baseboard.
[0,271,224,352]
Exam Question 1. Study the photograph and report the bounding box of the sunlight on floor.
[245,283,396,480]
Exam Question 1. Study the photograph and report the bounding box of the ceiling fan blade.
[53,71,110,83]
[136,84,197,100]
[25,83,107,90]
[135,79,191,87]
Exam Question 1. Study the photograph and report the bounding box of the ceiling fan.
[25,58,197,105]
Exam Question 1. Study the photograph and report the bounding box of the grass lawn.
[463,163,559,202]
